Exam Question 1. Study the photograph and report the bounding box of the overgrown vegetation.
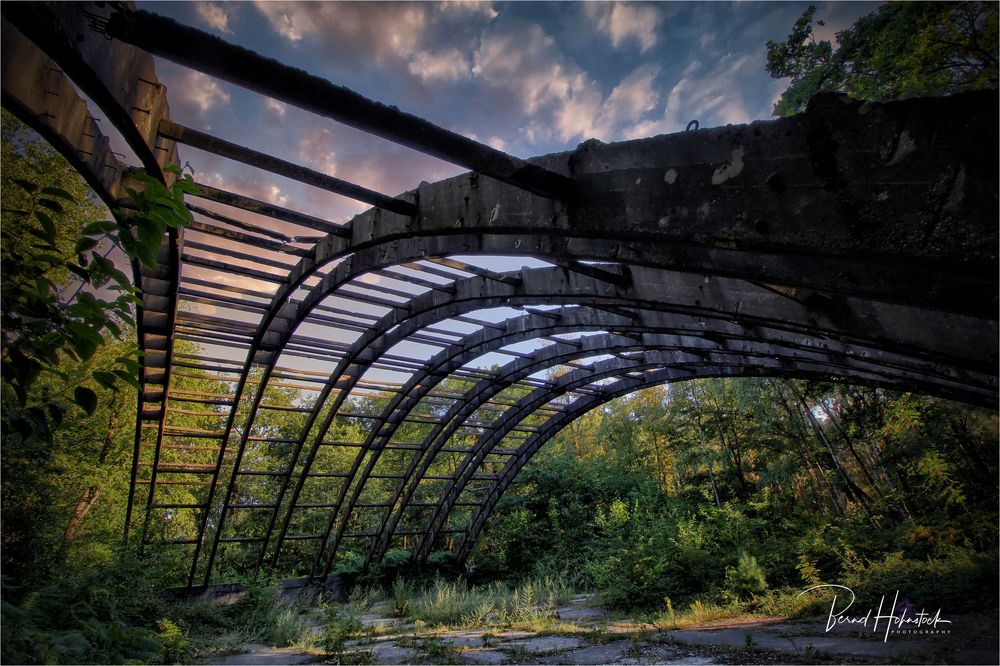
[470,380,998,620]
[766,2,997,115]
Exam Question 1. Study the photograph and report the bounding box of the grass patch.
[654,587,832,630]
[161,580,314,660]
[387,574,574,629]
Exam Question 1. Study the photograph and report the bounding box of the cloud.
[200,171,289,207]
[598,64,661,134]
[175,71,231,114]
[253,1,307,42]
[473,23,601,141]
[252,1,426,61]
[296,128,338,175]
[440,0,499,20]
[473,24,662,143]
[194,1,232,33]
[586,2,664,53]
[629,53,757,138]
[264,98,287,117]
[408,48,471,82]
[251,1,497,90]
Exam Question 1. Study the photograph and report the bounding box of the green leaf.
[13,178,39,193]
[113,368,141,390]
[47,402,66,425]
[27,407,50,436]
[66,324,100,361]
[34,209,57,241]
[119,230,140,262]
[67,263,91,282]
[116,356,142,374]
[108,266,133,290]
[82,220,120,235]
[40,186,74,200]
[75,237,100,254]
[74,386,98,415]
[37,198,64,213]
[34,254,65,266]
[40,366,68,381]
[135,223,161,268]
[93,371,119,391]
[125,186,143,206]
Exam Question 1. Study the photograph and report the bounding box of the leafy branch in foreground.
[1,164,195,438]
[767,2,998,116]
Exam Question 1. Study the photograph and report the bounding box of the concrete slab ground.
[460,648,509,664]
[367,641,419,664]
[534,640,632,664]
[206,593,998,665]
[507,635,584,652]
[210,646,315,665]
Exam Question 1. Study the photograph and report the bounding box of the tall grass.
[655,587,835,629]
[400,574,574,627]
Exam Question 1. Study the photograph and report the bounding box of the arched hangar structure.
[3,3,997,589]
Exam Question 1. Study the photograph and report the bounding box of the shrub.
[1,581,160,664]
[725,552,769,599]
[845,548,998,613]
[157,618,190,663]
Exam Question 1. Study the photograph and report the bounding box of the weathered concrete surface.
[200,595,998,666]
[367,641,419,664]
[507,635,584,652]
[441,630,488,648]
[535,640,633,664]
[460,649,509,664]
[557,606,610,622]
[210,646,314,665]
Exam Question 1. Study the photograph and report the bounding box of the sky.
[136,0,880,226]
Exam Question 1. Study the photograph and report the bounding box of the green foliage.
[391,577,416,617]
[767,2,998,116]
[0,564,163,665]
[370,575,572,629]
[2,119,195,436]
[320,600,365,655]
[845,549,998,613]
[470,378,997,618]
[1,112,205,598]
[156,618,190,664]
[332,552,366,580]
[724,552,769,600]
[164,579,312,654]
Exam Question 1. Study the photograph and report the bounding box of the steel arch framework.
[2,2,996,588]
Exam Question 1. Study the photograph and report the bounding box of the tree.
[1,111,193,587]
[767,2,998,116]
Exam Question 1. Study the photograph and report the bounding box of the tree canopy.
[767,2,999,116]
